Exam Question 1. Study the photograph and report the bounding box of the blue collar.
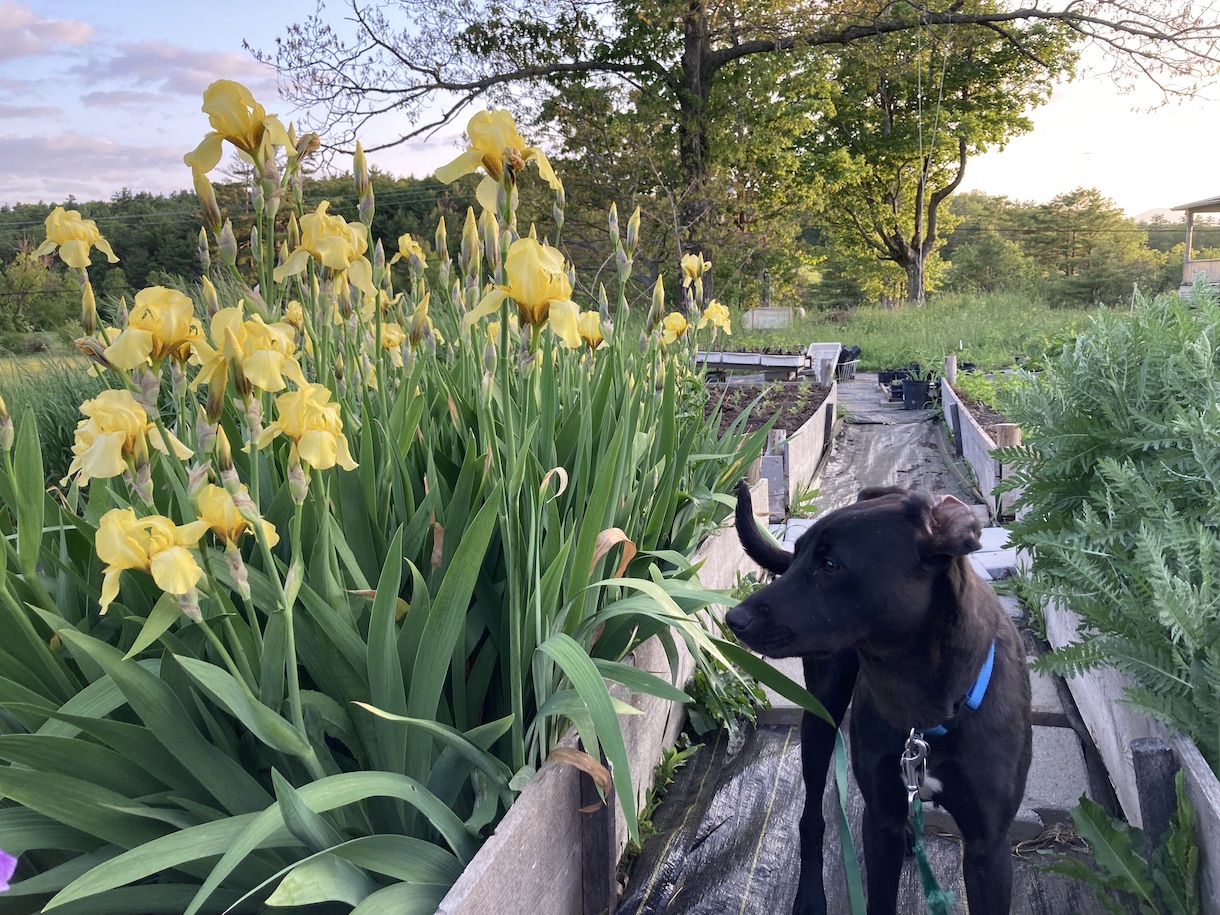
[921,640,996,738]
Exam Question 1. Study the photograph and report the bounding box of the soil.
[705,381,832,436]
[951,384,1013,438]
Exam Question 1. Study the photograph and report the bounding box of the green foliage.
[624,734,701,858]
[952,370,1027,412]
[943,189,1170,305]
[789,485,819,518]
[999,288,1220,770]
[0,355,105,485]
[804,1,1075,303]
[0,254,75,334]
[1039,777,1198,915]
[685,652,769,741]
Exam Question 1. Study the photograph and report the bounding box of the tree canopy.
[801,9,1075,302]
[256,0,1220,175]
[254,0,1219,304]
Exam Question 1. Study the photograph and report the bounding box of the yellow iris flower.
[274,201,376,299]
[183,79,293,175]
[95,507,209,614]
[465,238,579,347]
[680,253,711,288]
[407,292,439,345]
[255,383,358,471]
[577,312,605,350]
[104,286,205,370]
[435,109,563,214]
[376,321,407,367]
[191,304,306,394]
[661,313,690,345]
[65,389,192,486]
[389,233,427,268]
[283,300,305,330]
[697,300,732,335]
[33,206,119,270]
[195,483,279,547]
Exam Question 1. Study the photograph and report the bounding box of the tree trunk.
[905,259,925,305]
[677,0,714,250]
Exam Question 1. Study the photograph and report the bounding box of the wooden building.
[1172,194,1220,290]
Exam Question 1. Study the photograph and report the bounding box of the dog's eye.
[821,557,841,572]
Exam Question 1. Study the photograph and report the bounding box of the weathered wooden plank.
[581,747,616,915]
[434,730,584,915]
[1170,733,1220,915]
[1132,737,1178,850]
[783,381,837,506]
[1043,600,1167,827]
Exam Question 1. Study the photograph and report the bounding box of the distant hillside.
[1133,208,1184,224]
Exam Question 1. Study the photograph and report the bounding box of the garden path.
[618,374,1116,915]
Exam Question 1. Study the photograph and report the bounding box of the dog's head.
[726,482,982,657]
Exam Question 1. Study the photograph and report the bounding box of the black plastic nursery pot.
[901,379,932,410]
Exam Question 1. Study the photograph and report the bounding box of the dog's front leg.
[961,837,1013,914]
[852,715,909,915]
[861,801,907,915]
[792,650,858,915]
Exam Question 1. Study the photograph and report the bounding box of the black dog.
[726,483,1032,915]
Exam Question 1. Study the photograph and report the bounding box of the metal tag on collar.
[901,729,929,813]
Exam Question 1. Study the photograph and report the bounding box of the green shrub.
[998,288,1220,772]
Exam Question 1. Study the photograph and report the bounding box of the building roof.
[1172,195,1220,213]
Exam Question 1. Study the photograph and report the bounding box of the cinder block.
[922,724,1090,843]
[1028,659,1069,727]
[997,593,1025,622]
[1026,725,1091,827]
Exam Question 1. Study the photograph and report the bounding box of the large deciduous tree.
[254,0,1219,300]
[803,5,1075,303]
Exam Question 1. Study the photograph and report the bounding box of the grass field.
[0,351,103,484]
[725,292,1092,372]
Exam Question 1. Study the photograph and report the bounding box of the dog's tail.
[735,479,792,574]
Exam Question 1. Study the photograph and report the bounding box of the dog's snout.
[725,602,761,637]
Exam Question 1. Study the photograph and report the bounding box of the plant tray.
[835,360,859,382]
[696,352,807,369]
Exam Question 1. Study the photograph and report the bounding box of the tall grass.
[724,292,1091,371]
[0,353,102,485]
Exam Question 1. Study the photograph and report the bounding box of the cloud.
[0,103,60,118]
[0,2,94,63]
[82,90,173,110]
[0,75,36,95]
[71,40,278,101]
[0,132,188,205]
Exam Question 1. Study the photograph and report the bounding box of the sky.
[2,0,1219,220]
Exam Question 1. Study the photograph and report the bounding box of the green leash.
[902,730,957,915]
[911,795,956,915]
[834,729,867,914]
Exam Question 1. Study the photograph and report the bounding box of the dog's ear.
[857,486,907,502]
[735,479,792,574]
[922,494,982,557]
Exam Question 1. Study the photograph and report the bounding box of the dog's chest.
[918,770,944,800]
